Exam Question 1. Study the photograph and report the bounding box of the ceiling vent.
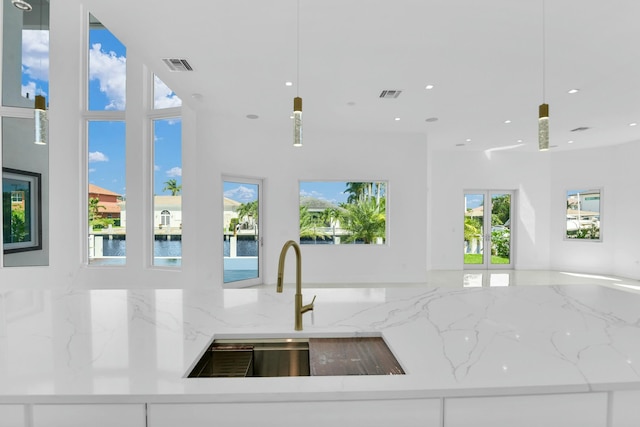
[570,126,590,132]
[379,90,402,99]
[162,58,193,72]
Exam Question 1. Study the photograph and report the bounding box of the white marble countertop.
[1,284,640,403]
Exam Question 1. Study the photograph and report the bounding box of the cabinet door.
[0,405,26,427]
[150,399,440,427]
[445,393,607,427]
[612,390,640,427]
[33,404,145,427]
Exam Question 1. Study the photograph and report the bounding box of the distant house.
[119,195,183,230]
[89,184,122,222]
[153,196,182,229]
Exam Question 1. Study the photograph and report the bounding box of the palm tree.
[89,197,106,222]
[340,198,386,244]
[299,206,327,241]
[163,179,182,196]
[344,182,367,204]
[237,200,258,229]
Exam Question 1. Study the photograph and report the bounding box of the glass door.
[463,191,513,269]
[223,177,262,287]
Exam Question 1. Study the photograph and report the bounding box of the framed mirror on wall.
[2,168,41,253]
[2,117,49,266]
[565,189,601,241]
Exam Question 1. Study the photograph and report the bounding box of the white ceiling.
[82,0,640,152]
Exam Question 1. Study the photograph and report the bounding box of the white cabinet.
[612,390,640,427]
[33,404,145,427]
[0,405,26,427]
[149,399,441,427]
[444,392,607,427]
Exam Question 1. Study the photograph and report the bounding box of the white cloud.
[89,43,126,110]
[300,189,325,199]
[166,167,182,177]
[225,186,256,203]
[22,30,49,82]
[153,75,182,108]
[89,151,109,162]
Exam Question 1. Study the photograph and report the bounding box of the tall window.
[88,14,125,111]
[88,121,126,265]
[153,117,182,267]
[86,15,127,265]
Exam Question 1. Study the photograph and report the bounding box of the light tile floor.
[276,270,640,293]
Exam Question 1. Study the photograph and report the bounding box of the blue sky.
[299,181,350,205]
[20,20,183,198]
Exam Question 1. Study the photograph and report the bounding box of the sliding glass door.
[463,191,513,269]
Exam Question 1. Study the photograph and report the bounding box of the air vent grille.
[379,90,402,99]
[162,58,193,72]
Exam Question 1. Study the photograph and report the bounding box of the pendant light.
[538,0,549,151]
[34,94,48,145]
[292,0,302,147]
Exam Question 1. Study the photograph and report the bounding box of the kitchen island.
[1,284,640,426]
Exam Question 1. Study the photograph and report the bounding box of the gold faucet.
[276,240,315,331]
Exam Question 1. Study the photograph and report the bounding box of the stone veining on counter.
[1,284,640,402]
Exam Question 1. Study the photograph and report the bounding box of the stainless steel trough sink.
[188,336,404,378]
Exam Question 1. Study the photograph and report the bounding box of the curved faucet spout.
[276,240,314,331]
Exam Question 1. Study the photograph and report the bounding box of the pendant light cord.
[542,0,546,103]
[296,0,300,97]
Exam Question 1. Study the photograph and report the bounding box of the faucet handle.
[301,295,316,314]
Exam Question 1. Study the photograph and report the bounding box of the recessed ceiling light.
[568,89,580,94]
[630,122,637,127]
[517,139,523,143]
[394,117,401,121]
[425,84,434,90]
[466,138,472,142]
[285,82,293,86]
[12,0,32,11]
[246,114,259,119]
[504,120,511,124]
[568,140,574,144]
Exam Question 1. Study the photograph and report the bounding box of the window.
[299,181,387,245]
[566,189,601,240]
[88,121,126,265]
[153,75,182,109]
[88,14,126,111]
[86,15,127,266]
[153,118,182,267]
